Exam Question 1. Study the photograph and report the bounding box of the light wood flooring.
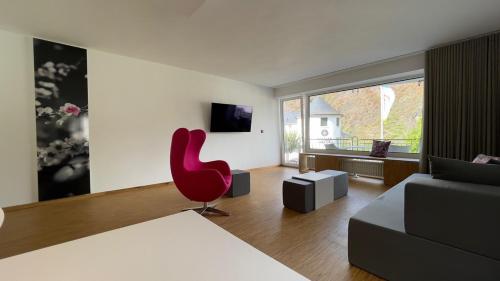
[0,166,388,281]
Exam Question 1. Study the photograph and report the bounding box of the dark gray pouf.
[226,169,250,197]
[283,178,315,213]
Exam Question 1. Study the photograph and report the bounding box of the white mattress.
[0,210,308,281]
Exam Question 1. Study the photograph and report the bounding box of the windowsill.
[305,148,420,159]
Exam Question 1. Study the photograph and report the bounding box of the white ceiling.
[0,0,500,87]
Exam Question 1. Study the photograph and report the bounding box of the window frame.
[279,96,305,167]
[320,117,328,127]
[303,76,424,159]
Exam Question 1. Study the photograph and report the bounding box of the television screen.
[210,103,253,132]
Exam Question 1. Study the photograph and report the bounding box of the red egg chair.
[170,128,231,216]
[0,208,4,228]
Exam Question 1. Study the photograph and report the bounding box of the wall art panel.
[33,39,90,201]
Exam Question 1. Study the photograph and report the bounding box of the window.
[320,117,328,126]
[308,78,424,154]
[281,98,303,166]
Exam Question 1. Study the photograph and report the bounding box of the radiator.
[306,155,316,170]
[340,159,384,178]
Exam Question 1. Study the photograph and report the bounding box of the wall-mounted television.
[210,103,253,132]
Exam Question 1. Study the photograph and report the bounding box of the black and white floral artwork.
[33,39,90,201]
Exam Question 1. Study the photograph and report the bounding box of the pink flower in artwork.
[60,103,81,116]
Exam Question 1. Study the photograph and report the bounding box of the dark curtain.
[420,33,500,172]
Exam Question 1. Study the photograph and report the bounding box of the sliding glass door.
[281,98,303,166]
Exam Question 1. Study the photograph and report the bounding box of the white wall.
[88,50,279,193]
[0,30,38,207]
[274,53,425,97]
[0,29,280,207]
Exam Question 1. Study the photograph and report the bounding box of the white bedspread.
[0,210,308,281]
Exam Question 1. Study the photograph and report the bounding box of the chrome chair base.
[182,202,230,216]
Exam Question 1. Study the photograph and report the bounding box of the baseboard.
[3,181,175,212]
[248,164,283,171]
[4,165,284,212]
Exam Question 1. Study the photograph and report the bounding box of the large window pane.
[282,98,303,165]
[308,79,424,153]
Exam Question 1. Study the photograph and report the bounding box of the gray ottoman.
[226,169,250,197]
[283,179,315,213]
[317,169,348,199]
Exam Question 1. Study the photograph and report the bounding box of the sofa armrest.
[404,178,500,261]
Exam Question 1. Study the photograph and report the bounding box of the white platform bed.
[0,210,308,281]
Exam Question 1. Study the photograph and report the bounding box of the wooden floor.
[0,166,387,281]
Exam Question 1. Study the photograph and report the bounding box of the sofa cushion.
[349,173,500,281]
[405,177,500,261]
[429,156,500,186]
[351,173,431,233]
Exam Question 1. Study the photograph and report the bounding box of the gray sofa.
[348,173,500,281]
